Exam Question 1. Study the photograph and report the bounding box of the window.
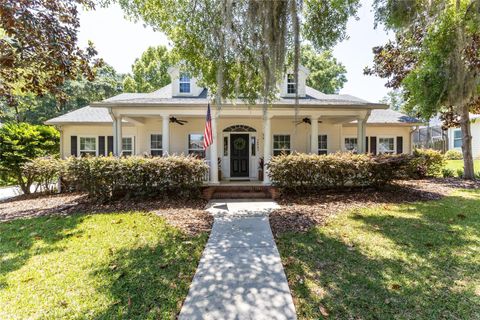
[122,137,134,156]
[179,72,191,93]
[318,135,328,155]
[344,137,357,152]
[287,73,296,94]
[150,134,163,156]
[378,137,395,154]
[189,134,205,158]
[223,136,229,156]
[273,135,291,156]
[454,129,462,148]
[251,136,256,156]
[79,137,96,156]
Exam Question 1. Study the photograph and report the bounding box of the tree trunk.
[460,104,475,179]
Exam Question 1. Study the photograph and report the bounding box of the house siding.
[448,121,480,158]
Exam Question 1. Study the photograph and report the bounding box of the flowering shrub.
[22,157,64,193]
[408,149,445,178]
[267,150,446,192]
[267,152,412,192]
[23,155,208,201]
[444,150,463,160]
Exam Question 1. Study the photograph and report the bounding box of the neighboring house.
[46,66,421,184]
[446,114,480,158]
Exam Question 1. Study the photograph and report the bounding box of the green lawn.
[277,189,480,319]
[445,159,480,174]
[0,212,208,319]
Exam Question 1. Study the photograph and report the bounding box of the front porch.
[107,105,372,185]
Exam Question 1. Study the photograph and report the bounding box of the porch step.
[203,185,276,200]
[211,191,269,199]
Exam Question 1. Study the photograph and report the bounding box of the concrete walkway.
[179,200,297,320]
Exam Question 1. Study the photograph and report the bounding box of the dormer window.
[179,72,191,93]
[287,73,296,94]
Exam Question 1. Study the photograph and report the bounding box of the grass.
[276,189,480,319]
[0,212,208,319]
[445,159,480,174]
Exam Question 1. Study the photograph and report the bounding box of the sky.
[78,0,393,102]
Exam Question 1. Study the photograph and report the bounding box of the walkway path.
[179,200,297,320]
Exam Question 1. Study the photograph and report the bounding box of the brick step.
[211,191,271,199]
[211,186,268,192]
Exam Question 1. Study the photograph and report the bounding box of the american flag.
[203,103,213,149]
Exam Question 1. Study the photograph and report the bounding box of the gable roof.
[91,84,383,108]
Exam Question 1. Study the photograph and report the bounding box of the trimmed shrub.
[408,149,445,178]
[22,157,64,193]
[63,155,208,201]
[441,168,455,178]
[444,150,463,160]
[456,169,464,178]
[267,152,411,192]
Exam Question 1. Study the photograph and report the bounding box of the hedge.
[267,150,444,192]
[22,155,208,201]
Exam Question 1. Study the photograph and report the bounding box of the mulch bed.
[0,193,212,236]
[269,178,480,236]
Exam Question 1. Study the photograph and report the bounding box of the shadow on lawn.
[0,215,85,289]
[90,230,207,319]
[277,192,480,319]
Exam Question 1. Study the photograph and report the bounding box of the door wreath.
[233,138,246,150]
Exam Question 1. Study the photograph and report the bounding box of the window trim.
[286,73,296,95]
[149,132,163,156]
[179,72,191,94]
[344,136,358,152]
[453,129,462,148]
[78,136,98,157]
[318,134,328,155]
[121,136,135,156]
[188,132,205,158]
[273,134,292,156]
[377,136,396,154]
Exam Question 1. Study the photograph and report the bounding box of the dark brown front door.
[230,134,249,177]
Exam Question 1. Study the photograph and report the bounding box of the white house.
[46,66,421,184]
[447,114,480,158]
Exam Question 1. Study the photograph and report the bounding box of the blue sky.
[78,0,392,102]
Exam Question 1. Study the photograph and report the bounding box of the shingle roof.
[93,84,379,107]
[45,105,419,126]
[366,109,421,124]
[45,106,112,124]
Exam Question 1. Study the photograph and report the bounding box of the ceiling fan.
[293,117,312,126]
[169,117,188,125]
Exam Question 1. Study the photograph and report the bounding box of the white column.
[362,118,367,153]
[209,113,219,184]
[263,114,272,185]
[356,118,365,154]
[310,116,319,154]
[162,115,170,156]
[112,118,117,156]
[115,117,123,156]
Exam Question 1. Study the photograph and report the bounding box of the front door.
[230,134,249,177]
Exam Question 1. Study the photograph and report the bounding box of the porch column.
[115,116,123,156]
[209,113,219,184]
[356,118,364,153]
[162,115,170,155]
[263,113,272,185]
[310,116,319,154]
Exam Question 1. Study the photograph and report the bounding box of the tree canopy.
[0,0,103,107]
[123,45,172,93]
[379,89,405,112]
[300,46,347,94]
[0,64,124,124]
[366,0,480,179]
[109,0,360,105]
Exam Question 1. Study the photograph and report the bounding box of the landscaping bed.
[270,178,480,235]
[0,193,212,236]
[275,188,480,319]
